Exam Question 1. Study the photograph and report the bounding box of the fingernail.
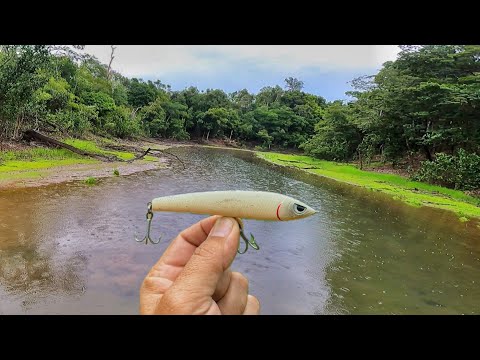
[210,217,234,237]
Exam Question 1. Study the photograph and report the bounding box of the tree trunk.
[131,107,141,119]
[107,45,116,82]
[206,130,210,141]
[423,120,434,161]
[13,114,23,140]
[22,130,113,161]
[229,129,233,140]
[423,145,433,161]
[195,124,202,139]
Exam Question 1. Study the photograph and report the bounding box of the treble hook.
[235,218,259,254]
[135,207,258,252]
[135,202,162,244]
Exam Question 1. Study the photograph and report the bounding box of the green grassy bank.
[0,138,139,183]
[0,147,98,181]
[256,152,480,221]
[63,139,136,160]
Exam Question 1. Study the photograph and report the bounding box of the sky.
[82,45,401,101]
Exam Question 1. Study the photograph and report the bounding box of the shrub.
[412,149,480,190]
[84,177,97,185]
[46,105,96,135]
[103,105,142,138]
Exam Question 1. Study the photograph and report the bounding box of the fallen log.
[126,147,152,163]
[148,148,186,169]
[22,130,177,166]
[102,143,160,163]
[22,130,114,162]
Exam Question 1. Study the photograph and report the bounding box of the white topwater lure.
[136,190,317,254]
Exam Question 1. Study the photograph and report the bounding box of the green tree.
[284,77,304,92]
[0,45,50,138]
[257,129,273,149]
[201,107,231,140]
[256,86,284,107]
[127,78,158,108]
[302,102,361,161]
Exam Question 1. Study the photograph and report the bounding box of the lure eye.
[296,205,306,212]
[294,204,306,214]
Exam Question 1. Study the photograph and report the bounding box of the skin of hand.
[140,215,260,315]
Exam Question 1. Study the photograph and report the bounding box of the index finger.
[147,215,221,279]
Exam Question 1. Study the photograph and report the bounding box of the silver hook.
[135,202,162,244]
[235,218,259,254]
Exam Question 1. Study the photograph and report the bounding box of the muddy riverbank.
[0,137,189,190]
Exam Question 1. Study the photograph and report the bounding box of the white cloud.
[200,45,400,71]
[82,45,400,78]
[82,45,214,78]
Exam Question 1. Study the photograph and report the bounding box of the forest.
[1,45,479,191]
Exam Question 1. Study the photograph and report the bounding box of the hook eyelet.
[135,202,162,244]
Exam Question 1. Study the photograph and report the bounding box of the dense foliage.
[412,150,480,191]
[302,45,480,190]
[1,45,479,190]
[0,45,325,150]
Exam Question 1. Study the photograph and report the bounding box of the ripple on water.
[1,147,480,314]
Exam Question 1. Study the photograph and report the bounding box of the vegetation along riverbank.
[256,152,480,221]
[1,45,479,222]
[0,136,177,189]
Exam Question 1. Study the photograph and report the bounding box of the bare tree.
[107,45,117,81]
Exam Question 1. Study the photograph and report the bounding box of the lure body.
[151,190,316,221]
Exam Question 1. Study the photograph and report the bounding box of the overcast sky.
[82,45,400,101]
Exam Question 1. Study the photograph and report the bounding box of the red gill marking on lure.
[276,203,282,221]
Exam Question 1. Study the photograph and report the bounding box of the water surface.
[1,147,479,314]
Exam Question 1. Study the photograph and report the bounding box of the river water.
[1,147,479,314]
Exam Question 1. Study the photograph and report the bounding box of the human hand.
[140,216,260,315]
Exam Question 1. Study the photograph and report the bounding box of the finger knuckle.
[232,272,249,289]
[141,277,161,293]
[193,243,217,259]
[142,276,173,294]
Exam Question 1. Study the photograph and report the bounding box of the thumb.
[170,217,240,298]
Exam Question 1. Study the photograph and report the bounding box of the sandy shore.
[0,159,168,189]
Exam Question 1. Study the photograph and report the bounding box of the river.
[1,147,479,314]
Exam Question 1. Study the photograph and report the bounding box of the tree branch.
[149,148,186,170]
[107,45,117,81]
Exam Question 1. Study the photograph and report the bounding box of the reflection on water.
[1,147,479,314]
[0,190,89,314]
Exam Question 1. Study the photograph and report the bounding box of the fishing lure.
[136,190,316,254]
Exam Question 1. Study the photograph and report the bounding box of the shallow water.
[1,147,479,314]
